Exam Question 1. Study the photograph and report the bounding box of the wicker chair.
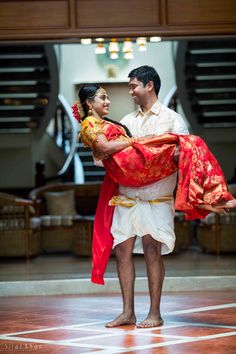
[196,184,236,255]
[29,182,101,255]
[196,211,236,255]
[0,192,41,259]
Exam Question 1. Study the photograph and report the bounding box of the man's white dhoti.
[111,174,176,254]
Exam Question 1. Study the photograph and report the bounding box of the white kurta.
[111,100,189,254]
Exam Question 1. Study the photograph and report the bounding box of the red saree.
[81,116,234,285]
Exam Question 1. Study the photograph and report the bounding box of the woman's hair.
[78,84,132,137]
[79,84,100,117]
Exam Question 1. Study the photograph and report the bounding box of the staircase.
[77,143,105,182]
[176,39,236,135]
[0,44,81,189]
[0,44,58,136]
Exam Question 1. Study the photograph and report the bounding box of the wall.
[1,0,235,41]
[58,41,178,118]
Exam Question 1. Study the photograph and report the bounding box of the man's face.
[128,77,149,106]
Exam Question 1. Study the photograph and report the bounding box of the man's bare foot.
[105,313,136,328]
[136,315,163,328]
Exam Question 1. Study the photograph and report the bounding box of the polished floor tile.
[0,291,235,353]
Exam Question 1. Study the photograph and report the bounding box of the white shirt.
[119,100,189,199]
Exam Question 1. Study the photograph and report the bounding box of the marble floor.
[0,248,236,352]
[0,291,235,354]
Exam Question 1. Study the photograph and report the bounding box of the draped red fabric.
[103,136,178,187]
[91,174,117,285]
[175,135,233,219]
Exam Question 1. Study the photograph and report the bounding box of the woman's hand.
[173,146,179,163]
[94,134,134,155]
[93,149,109,160]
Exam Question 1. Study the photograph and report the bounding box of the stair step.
[186,66,236,76]
[0,128,31,134]
[84,171,105,176]
[0,97,49,107]
[0,121,37,129]
[0,84,50,94]
[0,46,45,55]
[0,70,50,81]
[189,40,236,50]
[187,79,236,89]
[0,109,44,118]
[189,92,236,101]
[187,52,236,64]
[192,104,236,113]
[0,57,47,69]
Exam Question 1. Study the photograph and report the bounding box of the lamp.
[109,39,120,59]
[81,38,92,45]
[95,43,106,54]
[122,38,133,60]
[136,37,147,51]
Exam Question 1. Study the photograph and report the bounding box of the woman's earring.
[88,106,93,116]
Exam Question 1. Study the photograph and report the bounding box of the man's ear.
[146,81,154,92]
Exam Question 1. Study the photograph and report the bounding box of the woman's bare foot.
[105,313,136,328]
[198,204,228,214]
[216,199,236,209]
[137,315,163,328]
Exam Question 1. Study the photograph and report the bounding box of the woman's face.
[91,90,110,117]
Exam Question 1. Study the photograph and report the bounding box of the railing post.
[35,160,46,187]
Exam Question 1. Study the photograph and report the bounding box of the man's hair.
[128,65,161,96]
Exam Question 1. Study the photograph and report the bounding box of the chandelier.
[80,37,162,60]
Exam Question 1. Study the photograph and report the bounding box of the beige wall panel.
[0,1,69,29]
[76,0,161,28]
[167,0,236,25]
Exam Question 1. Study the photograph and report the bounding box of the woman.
[72,84,236,284]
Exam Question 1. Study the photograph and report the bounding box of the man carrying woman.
[72,66,236,328]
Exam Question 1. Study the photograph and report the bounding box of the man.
[106,65,189,328]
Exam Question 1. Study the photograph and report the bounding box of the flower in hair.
[72,101,85,123]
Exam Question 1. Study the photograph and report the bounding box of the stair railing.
[163,85,178,111]
[35,93,83,186]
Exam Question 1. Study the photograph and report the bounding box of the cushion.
[44,190,76,216]
[0,217,40,230]
[41,215,73,227]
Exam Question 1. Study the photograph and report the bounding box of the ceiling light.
[149,36,162,42]
[109,39,119,53]
[95,37,105,42]
[81,38,92,45]
[124,51,134,60]
[95,43,106,54]
[136,37,147,51]
[122,39,133,53]
[110,52,119,59]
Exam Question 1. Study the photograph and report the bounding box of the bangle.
[129,137,135,145]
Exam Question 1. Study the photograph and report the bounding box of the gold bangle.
[130,137,135,145]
